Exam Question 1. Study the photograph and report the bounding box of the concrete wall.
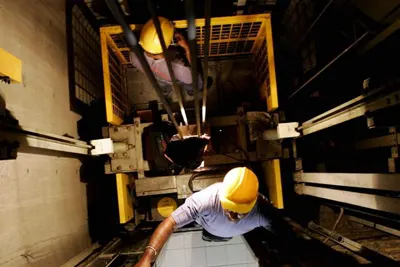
[0,1,90,266]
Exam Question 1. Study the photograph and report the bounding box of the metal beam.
[359,19,400,55]
[135,175,180,196]
[300,87,382,127]
[135,173,224,198]
[355,134,400,150]
[299,89,400,135]
[295,184,400,214]
[294,172,400,192]
[203,151,257,165]
[307,221,398,266]
[347,216,400,238]
[176,173,223,199]
[1,130,90,155]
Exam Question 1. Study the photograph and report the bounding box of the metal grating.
[195,21,262,56]
[100,30,129,125]
[68,3,104,113]
[100,14,278,123]
[109,46,128,120]
[101,15,268,63]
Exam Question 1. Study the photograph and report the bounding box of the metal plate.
[106,125,137,172]
[135,175,178,197]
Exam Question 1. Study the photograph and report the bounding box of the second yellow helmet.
[139,17,174,54]
[219,167,259,214]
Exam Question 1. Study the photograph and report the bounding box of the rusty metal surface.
[176,173,224,199]
[105,125,137,173]
[135,175,179,196]
[318,205,400,263]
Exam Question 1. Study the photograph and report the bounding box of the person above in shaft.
[130,17,203,96]
[135,167,272,267]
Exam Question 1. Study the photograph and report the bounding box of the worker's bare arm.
[175,32,192,65]
[135,216,176,267]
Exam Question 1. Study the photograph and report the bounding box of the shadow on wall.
[0,92,21,160]
[0,91,90,159]
[2,90,120,244]
[77,99,120,243]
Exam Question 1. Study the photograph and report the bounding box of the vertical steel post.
[202,0,211,125]
[104,0,183,138]
[147,0,189,126]
[185,0,201,136]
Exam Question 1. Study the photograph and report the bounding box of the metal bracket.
[293,171,303,182]
[389,126,399,172]
[90,138,114,155]
[294,183,304,195]
[295,158,303,171]
[262,122,300,140]
[102,124,137,173]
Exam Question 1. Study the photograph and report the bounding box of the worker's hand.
[174,32,189,50]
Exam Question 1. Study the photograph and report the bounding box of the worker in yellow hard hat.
[134,167,273,267]
[130,17,209,97]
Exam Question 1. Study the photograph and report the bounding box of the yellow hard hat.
[139,17,174,54]
[219,167,259,214]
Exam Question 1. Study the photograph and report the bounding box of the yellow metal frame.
[100,14,278,124]
[116,173,134,223]
[264,19,278,112]
[263,159,284,209]
[0,48,22,83]
[100,32,127,125]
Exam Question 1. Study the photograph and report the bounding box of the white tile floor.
[155,231,258,267]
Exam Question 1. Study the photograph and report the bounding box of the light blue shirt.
[171,183,271,238]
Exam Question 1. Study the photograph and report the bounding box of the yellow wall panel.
[262,159,284,209]
[0,48,22,83]
[116,173,134,223]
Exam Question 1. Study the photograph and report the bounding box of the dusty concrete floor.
[0,1,90,266]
